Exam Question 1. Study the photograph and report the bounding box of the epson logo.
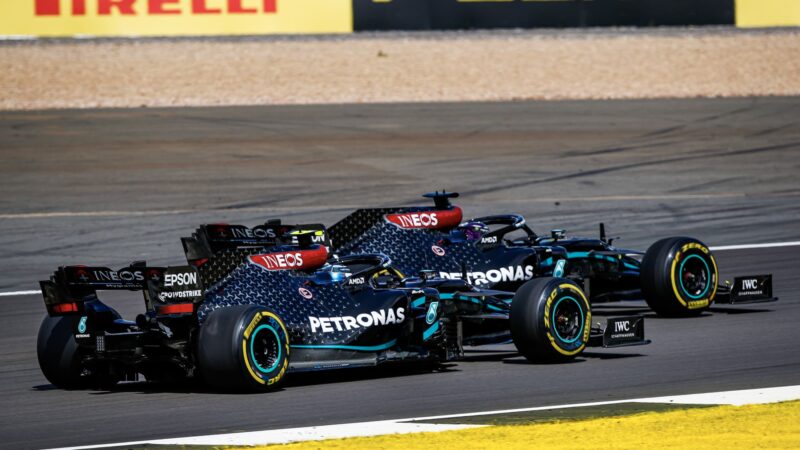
[742,279,759,290]
[309,308,406,333]
[94,270,144,282]
[439,265,535,286]
[164,272,197,287]
[480,236,497,244]
[255,252,304,270]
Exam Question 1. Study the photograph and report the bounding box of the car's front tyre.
[641,237,718,317]
[510,277,591,363]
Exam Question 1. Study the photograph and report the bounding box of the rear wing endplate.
[39,264,203,316]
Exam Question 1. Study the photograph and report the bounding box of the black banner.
[353,0,734,31]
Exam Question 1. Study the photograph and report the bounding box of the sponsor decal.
[158,290,202,301]
[289,230,327,244]
[93,269,144,282]
[554,259,566,278]
[309,307,405,333]
[67,266,162,286]
[604,316,645,344]
[77,316,87,334]
[439,265,535,286]
[33,0,278,16]
[426,302,439,325]
[249,247,328,271]
[75,333,91,339]
[348,277,365,286]
[431,245,446,256]
[164,271,197,287]
[384,207,463,230]
[480,236,497,244]
[231,227,277,240]
[741,278,758,290]
[0,0,352,37]
[298,287,313,299]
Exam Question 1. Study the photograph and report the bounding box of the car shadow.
[32,361,456,395]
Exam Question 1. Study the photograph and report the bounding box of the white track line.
[2,240,799,298]
[49,385,800,450]
[709,241,800,251]
[0,290,40,297]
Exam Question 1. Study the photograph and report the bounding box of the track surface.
[0,98,798,449]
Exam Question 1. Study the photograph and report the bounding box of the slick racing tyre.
[641,237,718,317]
[510,277,591,363]
[198,305,290,391]
[37,315,85,389]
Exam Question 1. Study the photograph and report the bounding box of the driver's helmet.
[459,220,490,242]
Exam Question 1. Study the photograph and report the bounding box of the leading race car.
[36,232,647,392]
[324,192,777,317]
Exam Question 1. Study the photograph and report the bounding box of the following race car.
[323,192,777,317]
[36,233,648,391]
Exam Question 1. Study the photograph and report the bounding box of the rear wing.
[39,263,203,317]
[181,221,330,288]
[182,220,329,263]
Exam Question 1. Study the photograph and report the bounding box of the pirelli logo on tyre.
[0,0,352,37]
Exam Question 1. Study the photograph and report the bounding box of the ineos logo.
[387,212,440,229]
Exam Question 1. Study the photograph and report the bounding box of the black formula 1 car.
[36,231,647,391]
[325,192,777,317]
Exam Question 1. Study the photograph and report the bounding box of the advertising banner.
[0,0,352,37]
[353,0,735,31]
[736,0,800,27]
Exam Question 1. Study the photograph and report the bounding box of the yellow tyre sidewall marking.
[242,311,290,386]
[670,243,719,310]
[544,283,591,356]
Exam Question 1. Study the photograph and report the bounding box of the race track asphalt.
[0,97,798,449]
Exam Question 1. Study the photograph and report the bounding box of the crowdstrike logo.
[439,265,535,286]
[309,308,406,333]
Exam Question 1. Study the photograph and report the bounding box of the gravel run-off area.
[1,28,799,110]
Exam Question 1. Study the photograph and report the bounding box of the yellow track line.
[243,400,800,450]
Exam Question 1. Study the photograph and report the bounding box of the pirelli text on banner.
[0,0,353,37]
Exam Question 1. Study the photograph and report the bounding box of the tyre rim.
[679,254,710,299]
[249,325,282,373]
[552,296,583,344]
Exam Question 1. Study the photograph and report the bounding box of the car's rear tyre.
[510,277,591,363]
[641,237,718,317]
[37,315,85,389]
[198,305,290,391]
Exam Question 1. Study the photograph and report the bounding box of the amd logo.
[34,0,277,16]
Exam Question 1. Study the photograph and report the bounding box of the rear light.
[156,303,194,315]
[50,303,79,314]
[190,258,209,267]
